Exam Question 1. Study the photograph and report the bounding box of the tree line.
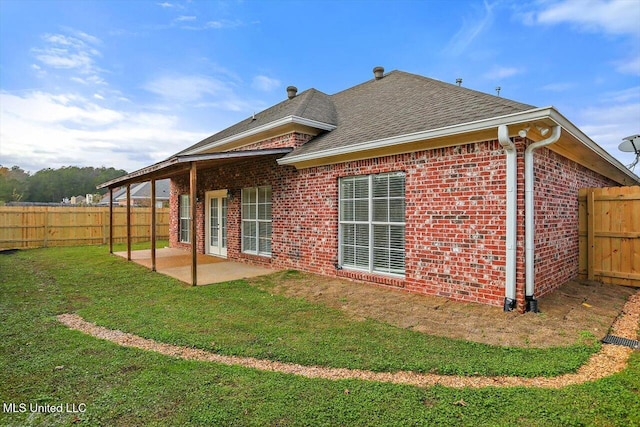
[0,165,127,203]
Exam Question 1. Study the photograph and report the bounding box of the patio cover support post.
[190,162,198,286]
[109,187,114,254]
[126,183,131,261]
[151,179,157,272]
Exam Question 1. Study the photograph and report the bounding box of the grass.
[1,244,639,426]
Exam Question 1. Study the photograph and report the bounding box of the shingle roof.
[175,88,336,155]
[99,179,170,203]
[288,70,535,158]
[117,179,170,200]
[175,69,535,159]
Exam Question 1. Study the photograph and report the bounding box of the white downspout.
[524,125,561,312]
[498,125,517,311]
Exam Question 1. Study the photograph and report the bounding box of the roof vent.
[373,66,384,80]
[286,86,298,99]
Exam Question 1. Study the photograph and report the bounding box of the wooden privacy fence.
[578,186,640,287]
[0,206,170,250]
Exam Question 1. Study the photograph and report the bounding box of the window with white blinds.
[179,194,190,243]
[339,172,405,275]
[242,186,272,256]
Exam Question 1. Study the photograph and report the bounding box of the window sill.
[336,268,406,288]
[240,252,272,263]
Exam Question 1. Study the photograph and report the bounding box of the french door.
[206,190,228,257]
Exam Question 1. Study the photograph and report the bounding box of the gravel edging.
[57,291,640,389]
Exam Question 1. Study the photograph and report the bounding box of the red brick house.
[100,67,639,312]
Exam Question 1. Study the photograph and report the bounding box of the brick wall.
[403,141,507,305]
[233,132,314,151]
[169,154,298,262]
[168,132,619,308]
[170,135,512,307]
[531,146,616,298]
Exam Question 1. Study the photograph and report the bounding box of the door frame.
[205,189,228,258]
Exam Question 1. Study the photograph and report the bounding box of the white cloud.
[483,66,523,80]
[534,0,640,36]
[575,98,640,169]
[176,15,196,22]
[601,86,640,103]
[157,2,180,8]
[142,73,260,113]
[34,47,94,70]
[1,92,123,126]
[143,75,229,102]
[446,0,497,55]
[70,75,107,86]
[614,55,640,75]
[523,1,640,78]
[69,29,102,45]
[0,90,208,173]
[31,29,105,85]
[252,75,281,92]
[541,82,576,92]
[205,19,242,29]
[193,99,256,112]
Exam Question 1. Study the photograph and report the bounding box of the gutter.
[97,148,294,189]
[497,125,517,311]
[524,125,562,312]
[279,107,557,166]
[279,106,639,186]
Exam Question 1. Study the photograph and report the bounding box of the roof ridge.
[297,88,333,119]
[391,70,535,109]
[293,88,318,117]
[329,71,401,97]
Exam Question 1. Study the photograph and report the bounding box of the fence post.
[102,209,107,245]
[587,190,595,281]
[127,184,131,261]
[43,208,49,248]
[109,188,114,253]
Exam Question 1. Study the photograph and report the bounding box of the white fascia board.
[278,107,556,165]
[181,115,337,156]
[279,106,640,183]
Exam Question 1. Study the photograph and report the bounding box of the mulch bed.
[249,274,636,348]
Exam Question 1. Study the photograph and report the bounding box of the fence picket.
[0,206,170,249]
[578,186,640,287]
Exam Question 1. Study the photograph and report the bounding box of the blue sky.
[1,0,639,174]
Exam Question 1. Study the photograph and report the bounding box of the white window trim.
[241,186,272,257]
[338,173,406,277]
[179,194,191,243]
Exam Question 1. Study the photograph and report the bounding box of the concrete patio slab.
[113,247,278,285]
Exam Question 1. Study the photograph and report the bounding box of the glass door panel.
[207,192,228,257]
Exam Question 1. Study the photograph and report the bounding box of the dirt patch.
[248,272,637,348]
[56,291,639,388]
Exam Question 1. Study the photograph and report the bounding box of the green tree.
[26,166,127,202]
[0,165,30,203]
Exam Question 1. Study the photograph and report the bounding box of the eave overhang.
[180,115,337,156]
[278,106,640,186]
[97,148,294,189]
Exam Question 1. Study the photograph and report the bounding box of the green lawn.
[1,245,639,426]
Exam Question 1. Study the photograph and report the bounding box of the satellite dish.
[619,134,640,171]
[618,134,640,153]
